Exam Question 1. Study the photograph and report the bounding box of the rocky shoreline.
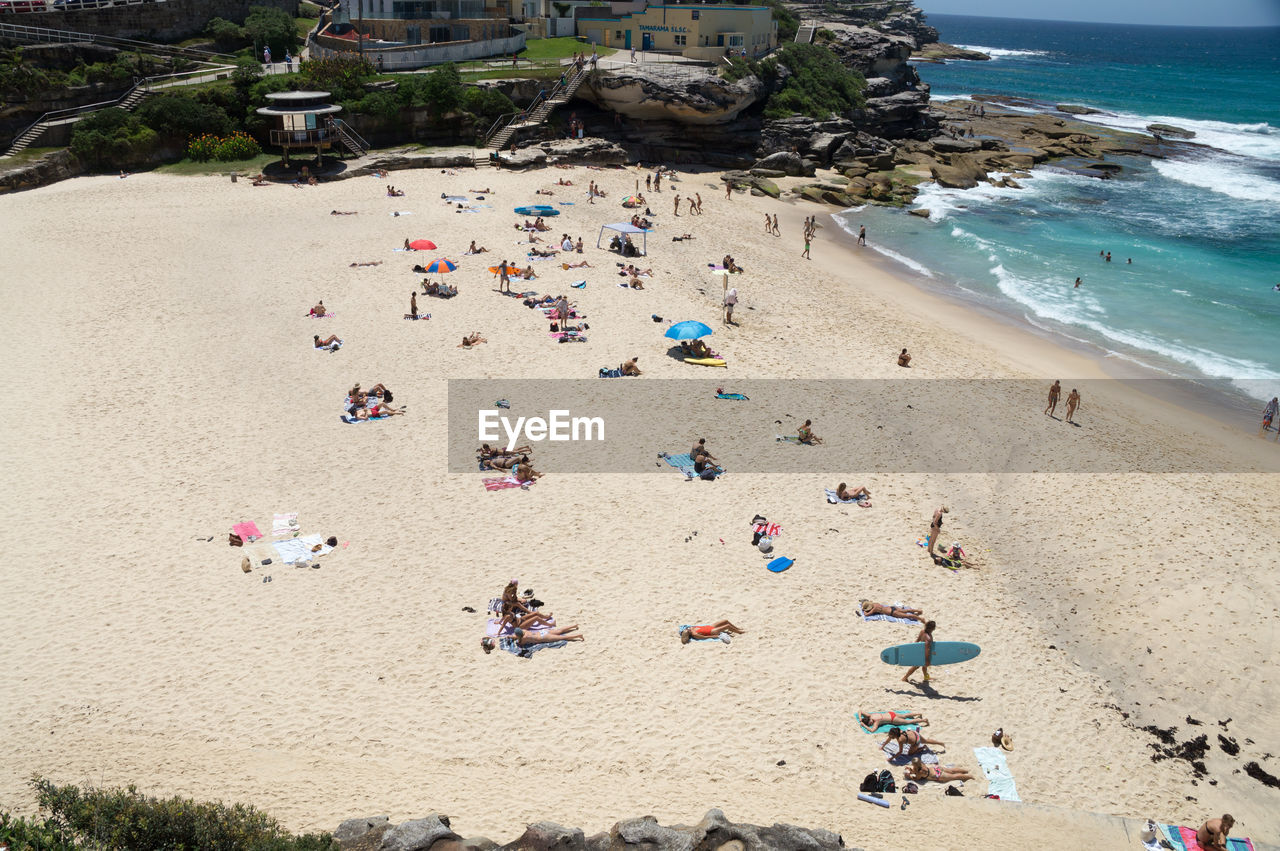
[332,809,854,851]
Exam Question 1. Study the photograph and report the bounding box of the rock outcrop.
[912,42,991,62]
[0,149,85,194]
[335,809,854,851]
[1146,123,1195,139]
[579,65,766,125]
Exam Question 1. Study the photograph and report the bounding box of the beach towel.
[775,435,803,444]
[389,211,413,216]
[272,534,333,565]
[272,513,298,537]
[678,625,728,644]
[315,341,342,352]
[340,413,390,423]
[404,314,432,320]
[753,522,781,537]
[306,312,335,318]
[883,742,940,766]
[858,713,920,735]
[487,597,504,616]
[827,488,870,506]
[571,281,586,288]
[231,521,262,542]
[716,392,748,400]
[483,476,524,491]
[861,604,919,626]
[662,453,694,468]
[973,747,1020,802]
[1157,825,1254,851]
[599,368,624,378]
[497,635,567,658]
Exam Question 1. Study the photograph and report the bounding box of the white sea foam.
[869,244,935,277]
[1151,157,1280,205]
[1078,110,1280,161]
[989,263,1279,397]
[954,44,1050,60]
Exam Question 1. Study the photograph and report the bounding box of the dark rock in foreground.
[335,809,856,851]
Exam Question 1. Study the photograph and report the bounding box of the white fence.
[308,31,527,70]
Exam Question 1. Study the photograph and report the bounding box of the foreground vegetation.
[722,42,867,120]
[0,777,336,851]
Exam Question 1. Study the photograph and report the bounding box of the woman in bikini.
[500,580,531,617]
[860,600,924,622]
[679,620,746,644]
[883,727,945,756]
[858,710,928,732]
[904,758,973,783]
[837,483,871,504]
[314,335,341,349]
[481,624,584,654]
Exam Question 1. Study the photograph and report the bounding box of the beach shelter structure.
[256,91,346,166]
[597,223,649,256]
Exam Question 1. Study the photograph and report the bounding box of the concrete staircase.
[486,63,590,150]
[795,23,816,43]
[331,118,369,158]
[2,84,154,158]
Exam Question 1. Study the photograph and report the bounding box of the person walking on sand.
[858,224,866,246]
[901,620,936,683]
[771,213,780,236]
[1045,380,1061,417]
[674,194,681,216]
[1064,388,1081,423]
[694,192,703,214]
[802,233,811,259]
[764,213,771,234]
[725,181,733,200]
[927,505,948,556]
[1196,814,1234,851]
[1262,397,1278,434]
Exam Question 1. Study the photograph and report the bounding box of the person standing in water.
[858,224,866,246]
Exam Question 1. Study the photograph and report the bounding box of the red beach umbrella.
[408,239,437,250]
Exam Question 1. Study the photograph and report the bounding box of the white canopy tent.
[597,222,649,256]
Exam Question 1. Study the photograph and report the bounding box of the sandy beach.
[1,159,1277,848]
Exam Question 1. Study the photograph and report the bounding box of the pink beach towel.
[1174,826,1254,851]
[231,521,262,541]
[483,476,524,491]
[306,312,335,318]
[753,522,781,537]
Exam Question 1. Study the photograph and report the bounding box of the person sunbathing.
[562,260,592,269]
[481,624,584,653]
[466,241,489,254]
[628,277,645,290]
[499,610,556,632]
[621,357,641,376]
[622,264,653,277]
[692,454,723,478]
[387,186,404,197]
[685,339,716,359]
[314,334,342,349]
[529,246,559,258]
[310,301,327,316]
[858,711,928,732]
[798,419,823,444]
[679,620,746,644]
[520,266,538,280]
[423,280,458,297]
[837,482,871,504]
[556,178,574,186]
[350,261,381,267]
[883,727,945,755]
[470,187,492,194]
[331,210,357,215]
[367,383,389,398]
[500,579,531,617]
[514,457,542,482]
[251,173,268,186]
[536,188,555,196]
[459,332,488,348]
[483,454,520,471]
[898,348,912,367]
[933,543,978,569]
[904,759,973,784]
[479,443,533,459]
[860,600,923,622]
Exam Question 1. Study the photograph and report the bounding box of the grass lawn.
[155,153,277,176]
[1,146,62,166]
[519,36,615,60]
[459,67,564,82]
[295,16,318,40]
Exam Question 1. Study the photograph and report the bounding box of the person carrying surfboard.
[901,621,936,683]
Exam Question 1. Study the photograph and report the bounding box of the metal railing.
[4,63,234,154]
[270,128,334,146]
[331,117,368,154]
[0,20,235,60]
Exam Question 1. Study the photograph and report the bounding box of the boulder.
[1057,104,1100,115]
[501,822,586,851]
[380,816,461,851]
[461,840,500,851]
[857,151,896,170]
[748,168,787,178]
[579,64,765,125]
[351,149,475,176]
[929,165,978,189]
[753,150,807,176]
[799,186,828,204]
[909,207,931,217]
[537,137,628,166]
[1146,123,1194,139]
[838,162,870,178]
[0,148,85,194]
[336,816,391,845]
[750,178,781,198]
[821,190,856,207]
[612,816,696,850]
[500,147,549,169]
[913,42,992,61]
[930,137,981,154]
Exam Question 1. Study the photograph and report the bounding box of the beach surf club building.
[575,2,776,60]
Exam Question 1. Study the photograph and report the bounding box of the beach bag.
[859,773,879,794]
[383,389,393,403]
[757,536,773,554]
[877,769,896,794]
[229,533,243,547]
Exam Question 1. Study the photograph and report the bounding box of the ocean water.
[834,15,1280,404]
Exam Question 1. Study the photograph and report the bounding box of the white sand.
[0,161,1276,848]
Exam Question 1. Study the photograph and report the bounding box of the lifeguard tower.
[255,91,368,166]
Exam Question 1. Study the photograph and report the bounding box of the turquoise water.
[835,16,1280,403]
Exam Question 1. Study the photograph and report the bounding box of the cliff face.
[579,65,767,125]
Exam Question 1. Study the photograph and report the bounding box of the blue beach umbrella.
[423,258,458,274]
[665,320,714,340]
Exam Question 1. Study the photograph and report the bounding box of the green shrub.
[419,62,462,115]
[761,42,865,119]
[815,27,836,42]
[245,6,299,56]
[461,85,514,121]
[70,108,159,169]
[187,133,219,161]
[214,130,262,160]
[206,16,249,50]
[136,93,232,139]
[300,53,374,101]
[0,810,77,851]
[28,776,338,851]
[719,56,758,83]
[752,0,797,41]
[351,90,401,120]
